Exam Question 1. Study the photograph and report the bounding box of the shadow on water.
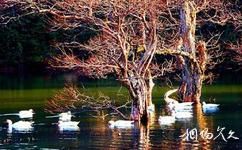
[0,75,242,149]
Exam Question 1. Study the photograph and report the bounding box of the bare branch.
[45,85,131,119]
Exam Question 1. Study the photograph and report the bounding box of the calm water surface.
[0,75,242,149]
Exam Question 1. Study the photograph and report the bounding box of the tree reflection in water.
[0,103,240,149]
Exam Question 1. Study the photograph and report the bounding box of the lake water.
[0,75,242,149]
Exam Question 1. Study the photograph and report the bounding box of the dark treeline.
[0,14,54,74]
[0,14,96,75]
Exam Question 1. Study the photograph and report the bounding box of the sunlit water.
[0,75,242,149]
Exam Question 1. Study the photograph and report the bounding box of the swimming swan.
[202,102,219,109]
[58,121,80,131]
[164,89,179,104]
[158,111,193,125]
[172,111,193,119]
[108,120,134,128]
[0,109,34,119]
[46,111,73,122]
[18,109,34,119]
[202,102,219,114]
[164,89,193,112]
[59,111,72,122]
[158,115,175,125]
[168,102,193,111]
[6,119,33,132]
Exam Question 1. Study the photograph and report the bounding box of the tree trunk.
[179,62,202,103]
[127,72,154,124]
[146,70,154,107]
[178,1,205,104]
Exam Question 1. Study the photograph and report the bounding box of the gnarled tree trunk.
[178,1,207,104]
[124,70,154,124]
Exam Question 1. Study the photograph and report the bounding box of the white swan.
[164,89,194,112]
[158,110,193,125]
[172,111,193,119]
[202,102,219,114]
[59,111,72,122]
[46,111,73,121]
[0,109,34,119]
[6,119,33,133]
[58,121,80,131]
[203,107,219,114]
[176,102,194,107]
[158,115,175,125]
[168,102,193,112]
[202,102,219,109]
[108,120,134,128]
[18,109,34,119]
[164,89,179,104]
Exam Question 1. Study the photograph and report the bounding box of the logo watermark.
[179,126,239,142]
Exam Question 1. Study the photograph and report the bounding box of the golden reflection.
[156,102,217,149]
[195,104,214,149]
[80,103,217,149]
[159,105,178,149]
[139,124,150,149]
[178,103,216,150]
[148,110,156,129]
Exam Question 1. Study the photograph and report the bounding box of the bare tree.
[157,0,241,103]
[48,0,170,123]
[1,0,175,123]
[177,0,241,103]
[1,0,240,122]
[226,42,242,67]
